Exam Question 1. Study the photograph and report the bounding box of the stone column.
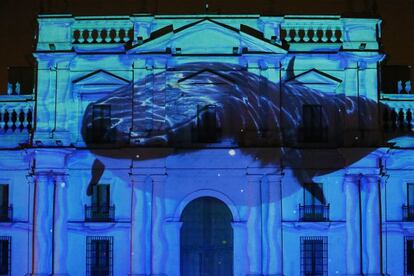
[246,175,262,276]
[32,173,54,276]
[266,175,284,276]
[362,175,382,275]
[344,174,362,276]
[130,175,149,276]
[52,174,69,276]
[151,175,167,276]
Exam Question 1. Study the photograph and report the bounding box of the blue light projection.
[82,61,391,204]
[4,13,414,276]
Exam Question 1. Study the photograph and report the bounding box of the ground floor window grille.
[406,236,414,276]
[300,236,327,276]
[0,236,10,276]
[86,236,113,276]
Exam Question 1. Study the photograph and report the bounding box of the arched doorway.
[180,197,233,276]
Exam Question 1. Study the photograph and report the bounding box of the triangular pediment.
[286,69,342,93]
[73,70,130,86]
[72,70,130,100]
[128,18,287,55]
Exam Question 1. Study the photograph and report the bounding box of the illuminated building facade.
[0,13,413,276]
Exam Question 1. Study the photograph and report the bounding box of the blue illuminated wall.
[0,13,413,276]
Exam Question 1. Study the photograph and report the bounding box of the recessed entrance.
[180,196,233,276]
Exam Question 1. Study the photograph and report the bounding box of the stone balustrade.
[381,102,414,132]
[0,97,33,133]
[71,16,133,44]
[36,14,381,52]
[281,16,343,43]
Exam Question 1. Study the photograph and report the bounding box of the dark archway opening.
[180,196,233,276]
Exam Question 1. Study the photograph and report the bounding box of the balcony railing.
[299,204,330,222]
[0,205,12,222]
[85,205,115,222]
[381,105,414,133]
[281,17,343,44]
[403,204,414,221]
[72,16,133,44]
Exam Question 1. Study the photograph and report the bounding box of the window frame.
[195,104,219,143]
[408,183,414,206]
[406,236,414,276]
[92,184,110,208]
[302,104,326,143]
[0,185,10,222]
[86,236,113,276]
[303,183,324,206]
[0,236,11,276]
[0,185,9,208]
[91,104,112,144]
[300,236,328,276]
[85,184,114,222]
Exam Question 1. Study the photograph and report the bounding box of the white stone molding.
[172,188,241,222]
[52,174,69,276]
[246,174,263,275]
[344,174,362,275]
[361,174,382,275]
[150,175,167,276]
[129,174,149,276]
[265,174,284,276]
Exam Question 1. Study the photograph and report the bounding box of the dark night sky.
[0,0,413,92]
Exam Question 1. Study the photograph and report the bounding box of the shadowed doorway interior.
[180,196,233,276]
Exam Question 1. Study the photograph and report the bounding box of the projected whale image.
[81,61,392,203]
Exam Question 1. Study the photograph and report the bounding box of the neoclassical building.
[0,13,413,276]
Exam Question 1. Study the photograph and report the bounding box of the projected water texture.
[0,13,413,276]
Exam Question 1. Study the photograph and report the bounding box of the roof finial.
[205,1,209,12]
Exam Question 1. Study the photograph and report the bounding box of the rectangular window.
[408,183,414,206]
[86,236,113,276]
[92,185,110,208]
[406,237,414,276]
[196,104,218,143]
[0,185,8,208]
[301,236,327,276]
[0,237,11,276]
[301,183,328,221]
[302,104,324,142]
[406,184,414,221]
[92,105,112,143]
[85,185,113,222]
[304,183,324,206]
[0,185,9,222]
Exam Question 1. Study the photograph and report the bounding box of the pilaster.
[361,174,383,275]
[246,174,263,275]
[151,174,167,276]
[265,174,284,276]
[31,173,54,276]
[344,174,363,276]
[129,174,150,276]
[52,174,69,276]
